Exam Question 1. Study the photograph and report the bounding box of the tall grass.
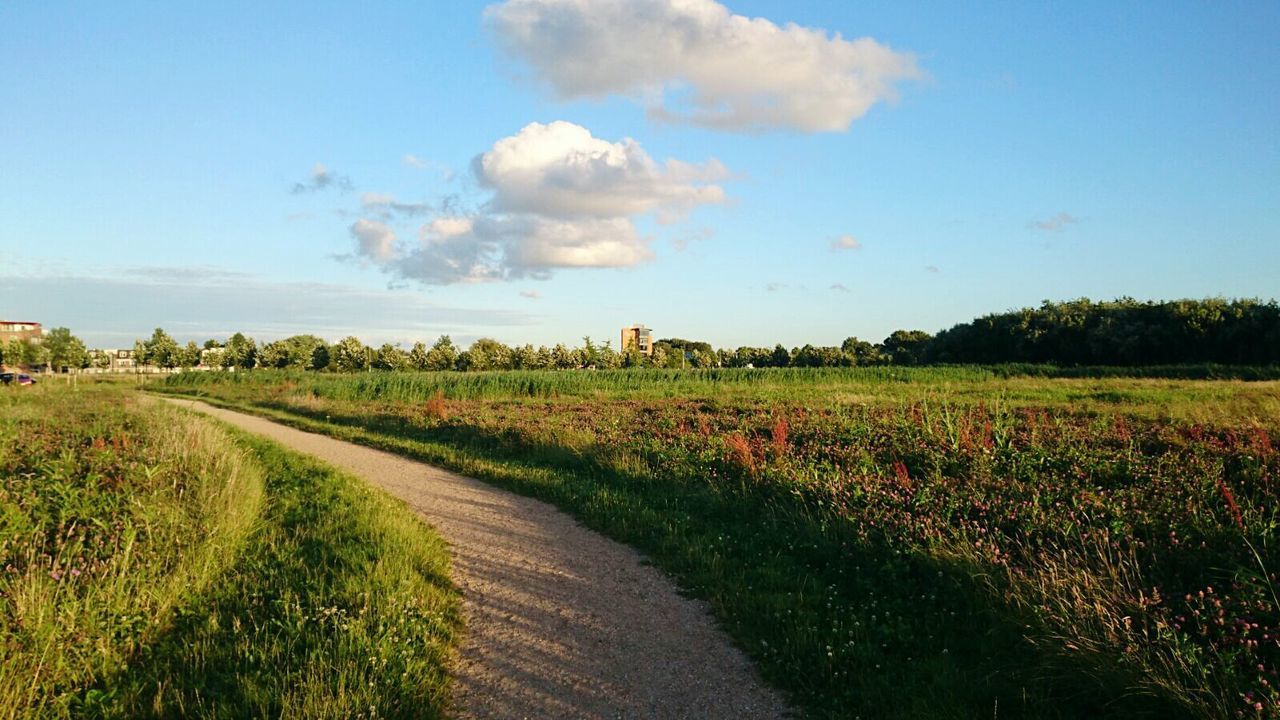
[0,387,263,716]
[163,365,1280,403]
[0,385,461,718]
[166,366,964,401]
[91,430,460,719]
[163,367,1280,426]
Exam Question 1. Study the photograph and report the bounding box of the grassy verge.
[155,370,1280,719]
[0,385,460,719]
[0,385,264,715]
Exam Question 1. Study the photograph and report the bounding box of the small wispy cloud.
[830,234,862,251]
[1028,212,1077,232]
[292,162,353,194]
[519,290,542,300]
[671,225,716,252]
[360,192,431,218]
[403,154,456,181]
[121,265,254,284]
[766,282,786,292]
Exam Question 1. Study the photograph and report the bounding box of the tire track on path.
[160,398,791,720]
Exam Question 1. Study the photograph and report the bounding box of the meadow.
[0,384,460,719]
[159,367,1280,719]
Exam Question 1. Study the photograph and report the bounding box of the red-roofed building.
[0,321,42,344]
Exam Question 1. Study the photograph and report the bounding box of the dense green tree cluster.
[133,330,217,370]
[135,328,180,369]
[927,298,1280,365]
[329,336,373,372]
[40,327,89,371]
[259,335,327,370]
[220,333,258,370]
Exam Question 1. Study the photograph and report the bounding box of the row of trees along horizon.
[5,298,1279,373]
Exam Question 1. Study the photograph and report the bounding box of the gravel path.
[162,398,791,720]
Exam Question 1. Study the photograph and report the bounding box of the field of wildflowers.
[161,368,1280,718]
[0,385,459,718]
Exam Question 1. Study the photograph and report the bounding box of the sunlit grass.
[0,385,460,719]
[0,386,264,716]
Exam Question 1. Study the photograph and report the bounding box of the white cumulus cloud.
[501,215,652,269]
[357,121,725,285]
[477,120,727,218]
[486,0,920,133]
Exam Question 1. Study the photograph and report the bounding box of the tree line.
[118,329,938,372]
[926,297,1280,366]
[7,298,1277,374]
[135,298,1280,372]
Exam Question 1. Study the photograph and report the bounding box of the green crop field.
[0,384,460,719]
[158,368,1280,719]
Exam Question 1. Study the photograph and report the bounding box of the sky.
[2,1,1277,349]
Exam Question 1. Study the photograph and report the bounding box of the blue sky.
[2,1,1277,349]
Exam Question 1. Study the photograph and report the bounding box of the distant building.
[88,348,137,373]
[620,325,653,356]
[0,321,43,344]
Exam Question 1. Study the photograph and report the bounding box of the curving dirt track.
[161,398,791,720]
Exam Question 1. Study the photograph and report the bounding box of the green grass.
[156,368,1280,719]
[161,366,1280,425]
[0,385,460,719]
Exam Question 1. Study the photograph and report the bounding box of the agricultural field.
[158,368,1280,719]
[0,383,459,719]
